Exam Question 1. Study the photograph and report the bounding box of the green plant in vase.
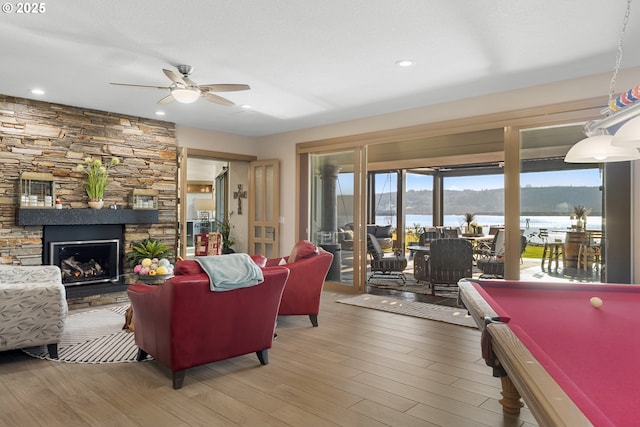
[76,156,120,208]
[572,205,591,231]
[463,212,476,234]
[214,212,236,253]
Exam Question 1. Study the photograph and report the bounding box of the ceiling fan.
[110,65,250,106]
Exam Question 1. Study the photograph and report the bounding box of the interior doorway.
[183,157,229,258]
[177,148,257,259]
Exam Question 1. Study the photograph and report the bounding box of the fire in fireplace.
[50,239,119,286]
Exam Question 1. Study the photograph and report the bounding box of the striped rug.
[336,294,477,328]
[23,305,151,363]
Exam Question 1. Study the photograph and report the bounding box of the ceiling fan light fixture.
[171,87,200,103]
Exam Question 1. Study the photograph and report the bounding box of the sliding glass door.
[308,149,365,289]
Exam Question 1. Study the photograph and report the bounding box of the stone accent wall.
[0,95,177,287]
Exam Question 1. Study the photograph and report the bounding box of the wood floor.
[0,291,538,427]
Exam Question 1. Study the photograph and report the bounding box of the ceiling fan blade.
[157,94,174,105]
[202,92,235,106]
[199,84,250,92]
[183,76,198,87]
[163,69,187,86]
[110,83,169,90]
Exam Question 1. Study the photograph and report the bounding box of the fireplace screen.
[50,239,120,286]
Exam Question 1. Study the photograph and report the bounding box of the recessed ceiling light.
[395,59,415,67]
[155,111,166,116]
[31,88,45,95]
[240,104,252,109]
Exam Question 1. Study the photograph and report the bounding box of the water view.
[376,214,603,234]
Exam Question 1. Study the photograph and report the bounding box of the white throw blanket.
[194,253,264,292]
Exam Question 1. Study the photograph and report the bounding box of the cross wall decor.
[233,184,248,215]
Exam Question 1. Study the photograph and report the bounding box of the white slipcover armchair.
[0,265,68,358]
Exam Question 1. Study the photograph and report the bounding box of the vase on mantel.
[88,198,104,209]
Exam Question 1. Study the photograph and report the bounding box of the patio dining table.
[461,234,494,258]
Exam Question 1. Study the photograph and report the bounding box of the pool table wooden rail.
[458,279,593,427]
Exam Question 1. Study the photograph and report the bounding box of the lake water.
[376,214,602,235]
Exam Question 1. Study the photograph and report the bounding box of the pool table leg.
[499,376,524,414]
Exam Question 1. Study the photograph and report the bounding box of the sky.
[337,168,602,195]
[441,169,602,191]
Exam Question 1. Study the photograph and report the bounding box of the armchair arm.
[0,265,62,286]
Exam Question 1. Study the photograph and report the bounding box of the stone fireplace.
[1,94,178,307]
[17,208,160,299]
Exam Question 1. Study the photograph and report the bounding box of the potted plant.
[126,238,173,266]
[75,156,120,209]
[573,205,591,231]
[214,213,236,254]
[463,212,476,234]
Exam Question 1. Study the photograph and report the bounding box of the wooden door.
[249,159,279,258]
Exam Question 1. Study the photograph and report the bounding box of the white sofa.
[0,265,68,358]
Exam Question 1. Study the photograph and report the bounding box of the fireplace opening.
[50,239,119,286]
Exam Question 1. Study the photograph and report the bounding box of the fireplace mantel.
[16,208,158,226]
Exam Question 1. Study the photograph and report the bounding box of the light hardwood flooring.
[0,290,538,427]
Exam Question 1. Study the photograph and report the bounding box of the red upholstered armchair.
[264,240,333,327]
[127,259,289,389]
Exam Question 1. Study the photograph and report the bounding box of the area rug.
[336,294,477,328]
[366,280,459,299]
[22,305,149,364]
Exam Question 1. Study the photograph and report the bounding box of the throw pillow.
[375,225,392,238]
[288,240,318,263]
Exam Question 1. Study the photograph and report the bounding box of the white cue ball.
[590,297,603,308]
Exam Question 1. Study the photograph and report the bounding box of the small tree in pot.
[215,213,236,254]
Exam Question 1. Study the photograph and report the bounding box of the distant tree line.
[372,186,602,216]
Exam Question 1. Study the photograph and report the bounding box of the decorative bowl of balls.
[134,257,174,285]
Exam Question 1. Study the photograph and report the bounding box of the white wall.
[177,67,640,266]
[228,160,249,254]
[176,126,256,155]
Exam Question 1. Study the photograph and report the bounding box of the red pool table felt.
[471,281,640,427]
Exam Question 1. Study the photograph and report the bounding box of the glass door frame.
[296,97,632,287]
[298,146,366,292]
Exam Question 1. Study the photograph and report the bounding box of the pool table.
[458,278,640,427]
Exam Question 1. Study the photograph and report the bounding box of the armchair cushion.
[375,225,393,238]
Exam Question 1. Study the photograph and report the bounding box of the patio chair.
[477,234,528,278]
[442,227,460,238]
[427,238,473,295]
[366,233,407,283]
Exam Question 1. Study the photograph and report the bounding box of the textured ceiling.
[1,0,638,137]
